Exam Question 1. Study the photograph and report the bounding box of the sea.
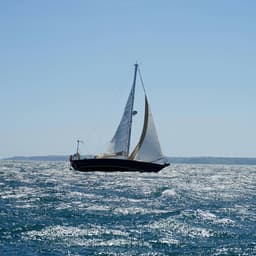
[0,161,255,255]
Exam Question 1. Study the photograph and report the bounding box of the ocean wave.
[1,161,255,255]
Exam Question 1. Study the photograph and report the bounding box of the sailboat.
[70,64,169,172]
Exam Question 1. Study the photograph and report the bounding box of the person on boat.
[76,152,80,160]
[70,153,80,161]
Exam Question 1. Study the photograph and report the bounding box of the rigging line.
[138,66,147,96]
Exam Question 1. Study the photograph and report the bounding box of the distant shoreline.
[2,155,69,162]
[169,157,256,165]
[2,156,256,165]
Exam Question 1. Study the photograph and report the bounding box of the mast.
[127,63,138,155]
[129,66,164,162]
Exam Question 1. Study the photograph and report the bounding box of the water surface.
[0,161,255,255]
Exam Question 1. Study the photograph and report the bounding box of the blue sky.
[0,0,256,158]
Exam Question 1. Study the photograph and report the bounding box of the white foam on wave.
[159,237,179,245]
[112,206,168,216]
[212,245,253,256]
[197,209,217,220]
[15,203,35,209]
[1,186,38,199]
[229,204,256,222]
[24,225,88,240]
[65,237,143,248]
[23,224,136,247]
[0,166,9,171]
[197,209,235,225]
[162,189,176,197]
[86,205,110,211]
[69,191,86,197]
[55,203,72,210]
[216,218,235,225]
[191,227,212,238]
[149,217,213,238]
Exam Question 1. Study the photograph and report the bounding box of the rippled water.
[0,161,256,255]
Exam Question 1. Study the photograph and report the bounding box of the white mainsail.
[129,96,164,162]
[107,77,136,157]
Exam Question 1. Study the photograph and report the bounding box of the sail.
[107,81,136,156]
[129,96,163,162]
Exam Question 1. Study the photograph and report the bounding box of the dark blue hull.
[70,158,169,173]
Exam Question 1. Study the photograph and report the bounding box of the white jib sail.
[107,83,135,156]
[130,96,163,162]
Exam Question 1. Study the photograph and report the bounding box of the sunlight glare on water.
[0,161,256,255]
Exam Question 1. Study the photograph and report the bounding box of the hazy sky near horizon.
[0,1,256,158]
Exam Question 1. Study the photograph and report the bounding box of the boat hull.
[70,158,169,173]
